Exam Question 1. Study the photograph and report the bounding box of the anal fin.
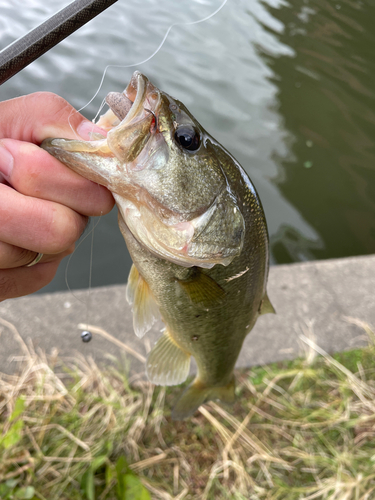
[126,264,161,338]
[147,329,190,386]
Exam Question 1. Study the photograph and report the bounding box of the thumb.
[0,92,106,144]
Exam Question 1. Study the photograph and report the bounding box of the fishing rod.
[0,0,118,86]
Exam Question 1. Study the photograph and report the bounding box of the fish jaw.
[41,137,129,192]
[41,72,160,194]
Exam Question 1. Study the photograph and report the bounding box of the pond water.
[1,0,375,293]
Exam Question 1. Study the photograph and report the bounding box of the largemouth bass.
[42,71,275,420]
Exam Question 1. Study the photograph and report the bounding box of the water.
[1,0,375,294]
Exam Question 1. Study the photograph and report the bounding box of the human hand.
[0,92,115,301]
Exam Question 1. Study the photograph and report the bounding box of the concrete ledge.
[0,255,374,376]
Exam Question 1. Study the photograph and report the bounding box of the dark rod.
[0,0,118,86]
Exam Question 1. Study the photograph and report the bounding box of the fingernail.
[77,121,107,140]
[0,144,14,179]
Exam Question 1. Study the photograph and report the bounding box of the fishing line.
[92,97,107,127]
[65,0,228,338]
[64,213,102,304]
[65,213,101,343]
[67,0,228,136]
[83,213,96,335]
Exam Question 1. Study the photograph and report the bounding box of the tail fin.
[171,377,235,420]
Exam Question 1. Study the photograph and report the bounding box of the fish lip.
[95,71,160,138]
[105,72,146,121]
[119,71,160,126]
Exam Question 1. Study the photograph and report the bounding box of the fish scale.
[42,71,274,419]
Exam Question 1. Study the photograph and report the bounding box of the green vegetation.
[0,317,374,499]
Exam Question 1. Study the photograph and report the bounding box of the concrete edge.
[0,254,374,376]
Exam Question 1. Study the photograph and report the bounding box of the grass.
[0,316,375,500]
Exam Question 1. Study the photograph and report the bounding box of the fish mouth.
[97,71,161,164]
[41,72,161,188]
[104,70,157,121]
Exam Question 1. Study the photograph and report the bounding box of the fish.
[41,71,275,420]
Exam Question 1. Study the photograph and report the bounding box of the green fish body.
[42,72,274,419]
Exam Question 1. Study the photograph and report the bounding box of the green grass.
[0,317,375,499]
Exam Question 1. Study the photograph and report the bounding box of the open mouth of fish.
[42,72,245,269]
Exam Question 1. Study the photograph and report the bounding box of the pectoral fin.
[178,270,225,309]
[147,329,191,386]
[172,376,236,420]
[259,292,276,315]
[126,264,161,338]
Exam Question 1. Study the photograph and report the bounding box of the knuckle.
[40,93,73,124]
[46,211,87,254]
[28,92,70,119]
[13,143,43,190]
[13,247,36,267]
[0,274,18,299]
[0,241,36,269]
[65,244,76,257]
[23,92,82,143]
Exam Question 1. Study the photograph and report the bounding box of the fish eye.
[174,125,200,151]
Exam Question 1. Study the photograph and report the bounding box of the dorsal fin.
[126,264,161,338]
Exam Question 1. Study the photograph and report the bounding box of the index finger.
[0,93,114,215]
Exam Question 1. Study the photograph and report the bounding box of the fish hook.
[145,108,158,133]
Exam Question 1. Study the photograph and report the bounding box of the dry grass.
[0,316,375,500]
